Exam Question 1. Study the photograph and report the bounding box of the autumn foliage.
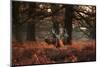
[12,40,96,66]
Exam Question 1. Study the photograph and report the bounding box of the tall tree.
[27,3,36,41]
[64,5,73,44]
[12,2,22,42]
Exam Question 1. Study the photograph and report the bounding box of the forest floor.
[12,40,96,66]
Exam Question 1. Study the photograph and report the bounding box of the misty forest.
[12,1,96,66]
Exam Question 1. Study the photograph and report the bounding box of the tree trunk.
[89,27,96,39]
[53,20,59,34]
[52,19,60,47]
[27,22,36,41]
[26,3,36,41]
[12,2,22,42]
[64,5,73,45]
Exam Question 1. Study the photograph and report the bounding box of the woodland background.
[12,1,96,66]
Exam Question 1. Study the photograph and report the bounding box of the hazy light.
[59,5,63,7]
[47,9,52,12]
[39,4,43,9]
[80,27,87,30]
